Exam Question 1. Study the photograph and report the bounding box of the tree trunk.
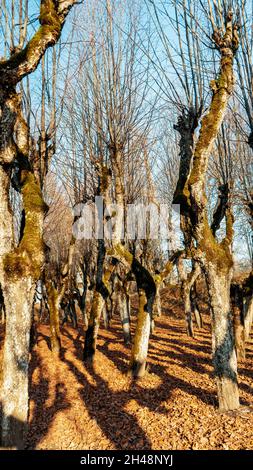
[244,295,253,343]
[183,263,201,337]
[154,285,161,318]
[184,278,194,337]
[130,289,151,378]
[0,170,46,448]
[208,268,240,411]
[192,299,203,329]
[1,279,35,448]
[80,270,89,328]
[83,291,104,361]
[231,284,245,361]
[0,1,77,449]
[47,283,61,354]
[119,291,131,345]
[102,303,109,329]
[233,305,245,361]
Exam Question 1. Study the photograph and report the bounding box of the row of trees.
[0,0,252,449]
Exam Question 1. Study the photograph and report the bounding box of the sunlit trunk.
[244,295,253,343]
[119,291,131,345]
[1,279,35,448]
[46,283,62,354]
[130,289,151,378]
[208,268,240,411]
[0,169,46,448]
[184,279,194,337]
[83,291,104,361]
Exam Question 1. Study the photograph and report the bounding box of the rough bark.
[46,283,62,354]
[208,268,240,410]
[231,283,245,360]
[0,1,77,87]
[0,1,77,447]
[119,290,131,345]
[173,12,240,411]
[84,290,104,361]
[183,263,201,337]
[1,279,35,448]
[242,271,253,344]
[244,295,253,343]
[191,285,203,329]
[130,288,151,377]
[108,243,156,377]
[0,170,46,448]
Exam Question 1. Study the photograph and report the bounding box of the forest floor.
[1,289,253,450]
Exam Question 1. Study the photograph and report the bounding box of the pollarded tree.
[174,10,240,410]
[147,0,207,334]
[149,0,242,410]
[0,0,78,448]
[62,0,158,374]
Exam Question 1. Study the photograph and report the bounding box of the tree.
[175,10,240,410]
[0,0,78,448]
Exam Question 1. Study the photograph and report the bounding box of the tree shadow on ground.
[60,346,152,449]
[26,342,70,449]
[21,313,253,448]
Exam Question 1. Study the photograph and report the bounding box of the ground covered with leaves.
[22,295,253,450]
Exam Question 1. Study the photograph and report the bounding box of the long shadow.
[96,333,217,409]
[100,319,213,377]
[60,346,152,449]
[61,325,84,361]
[150,333,212,353]
[63,323,217,410]
[25,317,253,448]
[37,330,51,351]
[26,338,70,449]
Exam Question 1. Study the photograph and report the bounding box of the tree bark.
[0,1,77,448]
[1,279,35,448]
[130,289,151,378]
[119,291,131,345]
[231,283,245,361]
[83,250,117,361]
[0,171,46,448]
[208,267,240,410]
[46,283,62,354]
[172,12,240,411]
[84,290,104,361]
[244,295,253,343]
[183,263,201,337]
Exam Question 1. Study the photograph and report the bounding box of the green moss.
[100,166,112,195]
[0,1,61,76]
[39,0,61,29]
[21,172,48,213]
[111,243,133,265]
[4,172,47,281]
[199,215,233,272]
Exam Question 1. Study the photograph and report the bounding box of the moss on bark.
[4,171,47,281]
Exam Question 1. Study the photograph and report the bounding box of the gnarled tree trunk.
[244,295,253,343]
[173,12,240,410]
[46,282,62,354]
[0,0,77,448]
[120,292,131,345]
[1,171,46,448]
[208,266,240,410]
[130,288,151,377]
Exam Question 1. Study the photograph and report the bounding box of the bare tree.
[0,0,78,448]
